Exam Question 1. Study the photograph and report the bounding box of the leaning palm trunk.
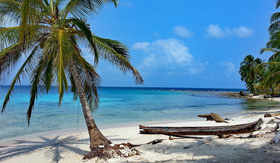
[68,60,111,149]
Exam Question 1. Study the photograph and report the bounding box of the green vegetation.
[239,55,264,94]
[0,0,143,159]
[240,0,280,95]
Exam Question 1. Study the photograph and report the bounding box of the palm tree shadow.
[135,136,280,163]
[0,135,90,163]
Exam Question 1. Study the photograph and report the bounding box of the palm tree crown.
[0,0,143,124]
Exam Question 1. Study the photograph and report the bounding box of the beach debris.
[218,135,231,138]
[264,95,272,98]
[197,113,228,123]
[110,144,115,147]
[271,131,280,143]
[271,122,280,143]
[118,146,137,157]
[98,145,105,148]
[169,135,204,140]
[147,139,164,145]
[83,143,140,160]
[264,112,280,118]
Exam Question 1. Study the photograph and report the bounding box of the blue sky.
[2,0,277,88]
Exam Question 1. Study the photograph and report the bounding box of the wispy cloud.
[133,39,207,75]
[221,62,236,77]
[232,26,254,38]
[133,42,150,50]
[206,24,254,38]
[173,26,192,38]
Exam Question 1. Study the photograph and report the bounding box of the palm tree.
[239,55,263,94]
[269,0,280,34]
[0,0,143,159]
[261,3,280,93]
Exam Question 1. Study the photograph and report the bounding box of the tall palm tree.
[269,0,280,34]
[261,0,280,93]
[0,0,143,159]
[239,55,263,94]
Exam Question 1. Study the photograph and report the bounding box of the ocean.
[0,86,279,140]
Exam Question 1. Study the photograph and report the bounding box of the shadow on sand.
[0,135,89,163]
[130,135,280,163]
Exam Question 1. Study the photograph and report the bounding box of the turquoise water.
[0,86,279,140]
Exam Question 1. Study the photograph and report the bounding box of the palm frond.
[19,0,43,45]
[27,55,45,125]
[271,12,280,24]
[0,26,20,51]
[0,0,22,25]
[91,35,143,84]
[277,0,280,9]
[74,53,100,109]
[60,0,118,19]
[0,43,22,80]
[2,45,39,113]
[260,48,277,54]
[56,29,69,104]
[63,18,100,64]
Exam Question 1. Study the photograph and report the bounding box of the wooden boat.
[139,118,263,136]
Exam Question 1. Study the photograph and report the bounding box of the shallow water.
[0,86,279,140]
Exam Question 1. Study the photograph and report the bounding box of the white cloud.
[207,24,225,38]
[134,39,207,75]
[232,26,254,38]
[133,42,150,50]
[143,54,156,67]
[221,62,235,77]
[152,39,193,64]
[206,24,254,38]
[173,26,192,38]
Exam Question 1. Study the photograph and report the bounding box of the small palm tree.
[0,0,143,159]
[239,55,263,94]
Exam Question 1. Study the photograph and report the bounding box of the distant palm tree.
[239,55,263,94]
[0,0,143,159]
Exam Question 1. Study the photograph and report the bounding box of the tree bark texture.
[68,60,111,149]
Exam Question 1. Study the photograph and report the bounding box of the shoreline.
[0,106,276,143]
[1,109,280,162]
[219,91,280,102]
[0,110,250,143]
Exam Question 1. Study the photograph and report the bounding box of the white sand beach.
[0,110,280,163]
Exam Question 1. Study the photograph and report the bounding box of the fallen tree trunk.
[197,113,227,123]
[140,118,263,136]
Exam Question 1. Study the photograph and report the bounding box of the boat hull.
[139,118,263,135]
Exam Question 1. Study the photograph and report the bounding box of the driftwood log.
[264,113,280,118]
[198,113,227,123]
